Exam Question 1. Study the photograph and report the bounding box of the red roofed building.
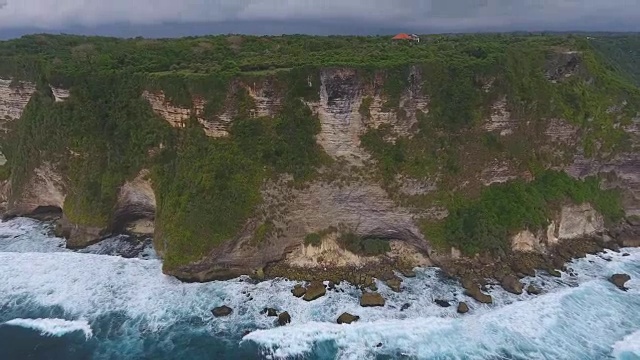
[392,33,420,43]
[392,33,412,40]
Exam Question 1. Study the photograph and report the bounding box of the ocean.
[0,217,638,360]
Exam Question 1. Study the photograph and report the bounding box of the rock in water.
[337,312,360,324]
[303,281,326,301]
[526,284,542,295]
[385,276,402,292]
[462,279,493,304]
[501,275,524,295]
[262,308,278,317]
[291,284,306,298]
[400,303,411,311]
[277,312,291,326]
[547,268,562,277]
[435,299,451,307]
[212,305,233,317]
[360,292,385,307]
[400,268,417,278]
[327,281,336,291]
[457,302,469,314]
[610,274,631,290]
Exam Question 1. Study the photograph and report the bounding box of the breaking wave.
[3,318,93,339]
[612,330,640,360]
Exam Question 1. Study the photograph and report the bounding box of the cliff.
[0,33,639,284]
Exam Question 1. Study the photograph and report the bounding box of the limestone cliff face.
[169,175,433,281]
[0,79,68,124]
[565,117,640,216]
[6,162,66,216]
[142,91,192,129]
[3,162,156,247]
[0,79,36,127]
[143,79,282,139]
[307,67,428,165]
[484,97,517,136]
[306,69,370,164]
[51,87,70,102]
[113,169,156,235]
[144,68,429,166]
[3,65,640,283]
[510,203,605,254]
[242,78,282,118]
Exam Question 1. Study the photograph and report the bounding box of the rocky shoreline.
[264,257,416,293]
[1,213,636,328]
[262,220,640,308]
[210,240,635,329]
[4,212,638,312]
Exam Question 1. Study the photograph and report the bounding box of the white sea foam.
[3,318,93,339]
[0,217,66,253]
[245,277,640,359]
[613,330,640,360]
[0,217,157,259]
[0,218,639,359]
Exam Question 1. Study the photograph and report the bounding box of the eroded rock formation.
[509,203,605,254]
[113,169,156,235]
[6,162,65,217]
[0,78,36,124]
[142,90,191,128]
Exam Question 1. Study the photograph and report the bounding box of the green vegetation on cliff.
[423,171,623,255]
[152,120,263,267]
[591,35,640,87]
[337,232,392,256]
[0,32,638,269]
[153,98,324,267]
[362,35,640,186]
[4,73,171,226]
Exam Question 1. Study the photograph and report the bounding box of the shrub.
[337,232,391,256]
[304,233,322,247]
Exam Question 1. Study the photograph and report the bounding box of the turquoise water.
[0,217,638,360]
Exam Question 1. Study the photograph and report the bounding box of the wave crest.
[612,330,640,359]
[3,318,93,339]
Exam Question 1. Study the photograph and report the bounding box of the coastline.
[11,213,638,306]
[0,216,639,359]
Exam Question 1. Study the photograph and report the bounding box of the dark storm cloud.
[0,0,638,32]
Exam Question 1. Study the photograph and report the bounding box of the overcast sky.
[0,0,639,37]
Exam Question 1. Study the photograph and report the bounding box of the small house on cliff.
[392,33,420,43]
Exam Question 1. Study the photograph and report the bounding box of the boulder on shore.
[501,275,524,295]
[547,268,562,277]
[526,284,541,295]
[360,292,385,307]
[303,281,327,301]
[457,302,469,314]
[292,284,306,298]
[212,305,233,317]
[462,279,493,304]
[610,274,631,291]
[385,276,403,292]
[400,268,417,278]
[337,312,360,324]
[278,311,291,326]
